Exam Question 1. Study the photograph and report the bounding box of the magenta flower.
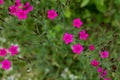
[99,69,107,78]
[89,44,95,51]
[15,0,20,4]
[91,59,100,67]
[73,18,83,28]
[1,59,11,70]
[99,50,109,58]
[9,0,23,15]
[0,0,4,5]
[79,30,89,40]
[63,33,73,44]
[97,67,103,73]
[8,44,19,56]
[9,5,19,16]
[23,2,33,13]
[24,5,33,14]
[104,78,112,80]
[9,0,33,20]
[97,67,108,78]
[0,48,8,57]
[48,9,58,20]
[24,2,30,8]
[72,44,84,54]
[16,9,27,20]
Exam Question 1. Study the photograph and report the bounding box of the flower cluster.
[98,67,107,78]
[63,18,89,55]
[1,1,113,79]
[0,44,19,70]
[91,50,111,80]
[9,0,33,20]
[61,15,111,79]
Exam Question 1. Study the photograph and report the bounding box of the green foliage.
[80,0,90,7]
[0,0,120,80]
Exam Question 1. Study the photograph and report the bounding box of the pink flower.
[72,44,84,54]
[9,0,23,16]
[102,70,107,76]
[48,9,58,20]
[73,18,83,28]
[23,2,33,13]
[63,33,73,44]
[0,48,8,57]
[97,67,103,73]
[24,2,30,8]
[9,0,33,20]
[8,44,19,56]
[91,59,100,67]
[104,78,112,80]
[98,67,108,78]
[15,0,20,4]
[0,0,4,5]
[100,50,109,58]
[24,6,33,14]
[89,44,95,51]
[79,30,89,40]
[99,69,107,78]
[1,59,11,70]
[9,5,19,16]
[16,9,27,20]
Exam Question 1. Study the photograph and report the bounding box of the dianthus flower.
[73,18,83,28]
[1,59,11,70]
[72,44,84,54]
[63,33,73,44]
[8,44,19,56]
[79,30,89,40]
[9,0,33,20]
[47,9,58,20]
[99,50,109,58]
[97,67,103,73]
[89,44,95,51]
[91,59,100,67]
[0,48,8,57]
[99,69,107,78]
[16,9,27,20]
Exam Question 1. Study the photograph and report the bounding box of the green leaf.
[47,30,56,39]
[80,0,90,7]
[60,0,66,5]
[96,5,107,13]
[54,24,62,32]
[64,7,71,18]
[114,0,120,4]
[75,0,81,2]
[93,0,104,6]
[82,9,91,18]
[94,0,107,13]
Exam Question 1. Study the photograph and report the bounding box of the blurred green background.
[0,0,120,80]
